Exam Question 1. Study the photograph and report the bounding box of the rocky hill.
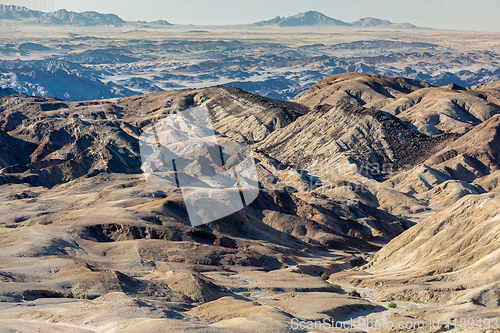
[39,9,125,26]
[1,24,498,102]
[254,11,350,27]
[352,17,417,29]
[0,6,125,26]
[334,193,500,324]
[0,86,16,97]
[0,73,498,331]
[254,11,417,28]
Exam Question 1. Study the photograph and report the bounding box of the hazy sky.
[13,0,500,31]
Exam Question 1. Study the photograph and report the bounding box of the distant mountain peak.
[0,6,174,26]
[255,11,350,27]
[352,17,393,26]
[0,6,126,26]
[254,11,417,28]
[353,17,417,28]
[40,9,125,26]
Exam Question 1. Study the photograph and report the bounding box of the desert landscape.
[0,4,499,333]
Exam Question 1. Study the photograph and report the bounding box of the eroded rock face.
[256,101,458,179]
[296,73,431,109]
[0,86,307,187]
[332,193,500,311]
[0,73,499,331]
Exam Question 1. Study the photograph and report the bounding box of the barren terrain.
[1,21,500,100]
[0,10,500,333]
[0,72,497,331]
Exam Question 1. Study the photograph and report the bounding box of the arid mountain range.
[2,9,500,103]
[0,72,498,331]
[1,7,411,28]
[1,6,500,331]
[0,6,127,26]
